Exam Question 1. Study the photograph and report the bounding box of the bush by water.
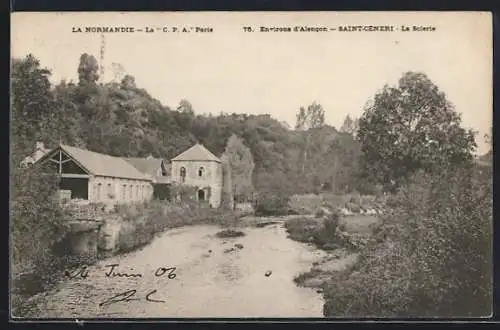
[322,167,492,317]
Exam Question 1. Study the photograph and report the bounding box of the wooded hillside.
[12,53,365,196]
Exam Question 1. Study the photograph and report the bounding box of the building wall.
[170,160,223,208]
[88,175,154,204]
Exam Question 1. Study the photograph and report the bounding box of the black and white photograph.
[10,11,493,319]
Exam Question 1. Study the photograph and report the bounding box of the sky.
[11,12,493,154]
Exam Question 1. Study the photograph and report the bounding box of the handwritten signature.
[64,264,177,307]
[99,289,166,307]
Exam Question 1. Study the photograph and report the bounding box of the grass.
[293,268,323,287]
[284,213,380,251]
[288,193,387,216]
[340,215,379,234]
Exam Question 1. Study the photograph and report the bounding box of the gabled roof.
[39,144,152,181]
[171,143,221,163]
[124,157,166,177]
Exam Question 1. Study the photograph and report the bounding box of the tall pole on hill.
[99,34,105,83]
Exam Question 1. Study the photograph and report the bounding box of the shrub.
[285,212,346,250]
[322,194,350,208]
[254,191,291,216]
[323,167,492,317]
[315,209,325,218]
[346,202,361,213]
[349,193,361,205]
[11,167,71,300]
[169,183,197,203]
[288,194,324,215]
[323,211,340,234]
[284,217,320,243]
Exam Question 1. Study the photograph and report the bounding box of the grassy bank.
[288,193,387,216]
[284,212,378,252]
[288,167,492,317]
[285,210,378,294]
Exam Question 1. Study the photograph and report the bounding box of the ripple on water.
[217,258,243,282]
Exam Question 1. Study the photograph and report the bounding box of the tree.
[340,115,359,136]
[177,99,194,115]
[221,159,234,210]
[295,102,325,131]
[295,102,326,174]
[357,72,476,191]
[221,134,255,207]
[11,54,55,164]
[77,53,100,86]
[120,74,136,90]
[323,132,362,193]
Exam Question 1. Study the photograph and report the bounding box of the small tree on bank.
[221,134,255,208]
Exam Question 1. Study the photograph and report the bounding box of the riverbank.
[284,212,380,307]
[15,221,325,318]
[11,201,250,316]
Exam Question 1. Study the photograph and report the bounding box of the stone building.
[35,144,154,204]
[170,143,223,208]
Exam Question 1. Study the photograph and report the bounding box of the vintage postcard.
[10,11,493,319]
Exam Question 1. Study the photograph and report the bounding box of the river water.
[20,221,327,318]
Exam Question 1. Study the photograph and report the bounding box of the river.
[19,220,327,318]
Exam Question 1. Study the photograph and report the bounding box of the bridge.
[63,203,106,262]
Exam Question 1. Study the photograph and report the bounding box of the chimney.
[35,141,44,151]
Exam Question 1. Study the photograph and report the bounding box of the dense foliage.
[11,55,71,298]
[358,72,477,191]
[323,166,492,317]
[12,53,369,195]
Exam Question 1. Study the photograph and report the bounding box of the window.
[136,185,139,200]
[129,185,133,200]
[180,167,186,183]
[96,183,102,201]
[107,183,112,197]
[198,167,205,178]
[122,184,126,200]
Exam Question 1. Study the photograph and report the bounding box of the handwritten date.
[64,264,177,280]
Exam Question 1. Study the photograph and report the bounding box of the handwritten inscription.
[98,289,166,307]
[64,264,176,279]
[64,264,177,307]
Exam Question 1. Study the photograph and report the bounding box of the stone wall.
[88,176,154,205]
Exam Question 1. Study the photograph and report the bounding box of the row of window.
[179,166,205,182]
[94,182,151,202]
